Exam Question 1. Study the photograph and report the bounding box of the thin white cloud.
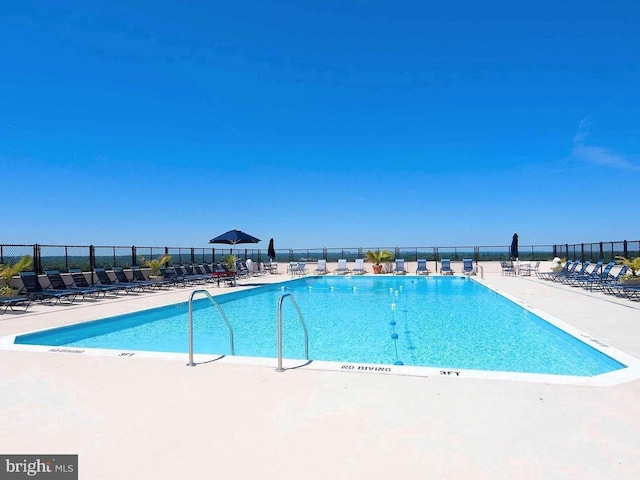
[572,115,639,171]
[572,144,639,170]
[572,115,591,144]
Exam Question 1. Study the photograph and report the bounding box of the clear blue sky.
[2,0,639,250]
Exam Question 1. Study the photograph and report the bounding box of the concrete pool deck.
[1,261,639,479]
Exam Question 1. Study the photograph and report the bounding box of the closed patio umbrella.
[510,232,519,260]
[267,238,276,261]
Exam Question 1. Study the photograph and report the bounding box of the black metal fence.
[1,240,638,274]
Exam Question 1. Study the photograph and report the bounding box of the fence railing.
[1,240,638,274]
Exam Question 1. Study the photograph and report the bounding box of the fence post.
[132,246,137,267]
[623,240,628,259]
[33,244,41,274]
[89,245,96,284]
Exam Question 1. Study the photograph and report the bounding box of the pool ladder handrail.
[276,293,309,372]
[187,289,234,366]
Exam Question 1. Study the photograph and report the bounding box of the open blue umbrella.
[209,229,261,245]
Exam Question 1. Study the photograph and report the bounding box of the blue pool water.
[15,276,625,376]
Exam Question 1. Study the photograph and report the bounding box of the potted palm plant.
[365,249,394,274]
[144,254,171,278]
[621,257,640,285]
[0,255,33,296]
[223,254,237,271]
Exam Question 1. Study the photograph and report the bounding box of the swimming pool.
[14,276,626,377]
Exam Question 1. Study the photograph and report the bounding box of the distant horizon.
[1,236,638,251]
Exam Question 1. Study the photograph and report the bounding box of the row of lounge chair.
[536,260,639,299]
[6,263,240,307]
[290,258,475,276]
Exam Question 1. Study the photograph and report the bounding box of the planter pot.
[373,265,383,274]
[621,278,640,286]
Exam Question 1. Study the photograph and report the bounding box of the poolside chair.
[537,260,578,281]
[352,258,367,275]
[112,266,153,291]
[290,262,308,277]
[500,261,515,276]
[245,259,256,276]
[94,267,140,294]
[193,264,217,283]
[415,259,431,275]
[563,261,602,286]
[393,259,407,275]
[572,262,616,290]
[600,266,631,296]
[211,263,236,287]
[174,265,208,285]
[314,259,329,275]
[131,265,172,288]
[334,259,350,275]
[461,259,477,276]
[201,263,214,274]
[519,260,540,277]
[158,266,185,287]
[44,269,102,299]
[19,271,79,304]
[0,296,31,314]
[557,261,594,284]
[68,268,121,296]
[245,259,265,276]
[235,261,251,278]
[440,259,454,275]
[262,261,278,274]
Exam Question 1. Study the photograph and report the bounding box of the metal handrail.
[187,289,234,366]
[276,293,309,372]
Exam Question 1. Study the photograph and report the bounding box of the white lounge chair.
[334,259,350,275]
[245,259,262,276]
[292,262,308,277]
[440,259,454,275]
[461,259,476,276]
[314,259,329,275]
[352,258,366,275]
[416,259,430,275]
[394,259,407,275]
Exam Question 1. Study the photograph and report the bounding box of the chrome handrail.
[276,293,309,372]
[187,289,234,366]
